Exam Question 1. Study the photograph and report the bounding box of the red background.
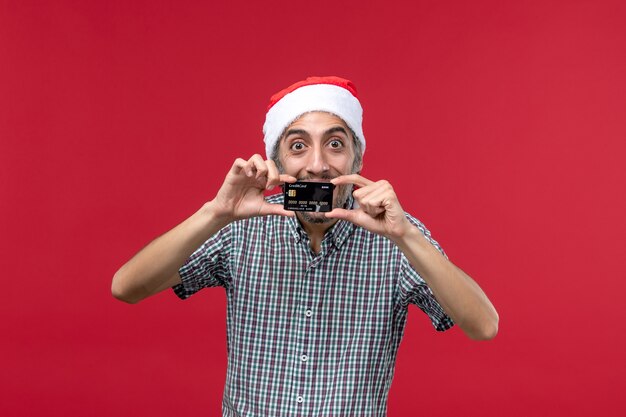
[1,1,625,416]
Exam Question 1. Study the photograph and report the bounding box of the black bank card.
[284,182,335,212]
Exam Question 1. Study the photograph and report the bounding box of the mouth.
[297,176,335,183]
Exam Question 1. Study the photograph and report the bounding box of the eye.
[290,142,305,151]
[329,139,343,149]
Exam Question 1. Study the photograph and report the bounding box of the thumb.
[326,208,377,232]
[259,202,295,218]
[325,208,355,221]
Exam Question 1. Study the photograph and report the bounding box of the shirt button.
[301,354,308,362]
[296,396,304,403]
[305,309,313,317]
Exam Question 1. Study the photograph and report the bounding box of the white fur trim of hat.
[262,76,365,159]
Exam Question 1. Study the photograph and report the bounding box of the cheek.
[328,153,355,173]
[280,154,306,175]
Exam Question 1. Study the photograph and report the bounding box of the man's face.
[277,111,360,224]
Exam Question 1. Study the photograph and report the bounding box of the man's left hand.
[326,174,412,241]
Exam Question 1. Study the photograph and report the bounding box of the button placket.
[292,256,316,410]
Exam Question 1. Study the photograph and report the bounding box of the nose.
[305,145,330,177]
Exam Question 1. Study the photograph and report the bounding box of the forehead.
[284,111,350,134]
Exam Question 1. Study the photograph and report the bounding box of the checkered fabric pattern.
[174,194,454,417]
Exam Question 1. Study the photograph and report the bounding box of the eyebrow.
[283,126,349,139]
[324,126,349,137]
[283,128,309,138]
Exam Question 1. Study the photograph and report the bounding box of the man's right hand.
[209,154,296,223]
[112,154,295,304]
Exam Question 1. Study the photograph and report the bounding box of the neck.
[296,213,338,254]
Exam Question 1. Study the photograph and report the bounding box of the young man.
[112,76,498,416]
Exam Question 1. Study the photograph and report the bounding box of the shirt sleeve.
[172,223,232,300]
[398,214,455,332]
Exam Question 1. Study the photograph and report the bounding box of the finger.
[352,182,379,200]
[354,190,385,216]
[357,188,388,217]
[279,174,297,183]
[359,199,386,217]
[242,158,257,177]
[353,179,393,200]
[325,208,377,231]
[331,174,374,188]
[241,154,265,178]
[265,159,280,190]
[357,182,394,211]
[231,157,247,174]
[352,181,383,209]
[324,207,355,221]
[250,154,268,180]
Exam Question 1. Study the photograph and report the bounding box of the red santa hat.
[263,76,366,159]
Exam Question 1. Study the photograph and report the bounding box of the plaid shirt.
[174,194,454,417]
